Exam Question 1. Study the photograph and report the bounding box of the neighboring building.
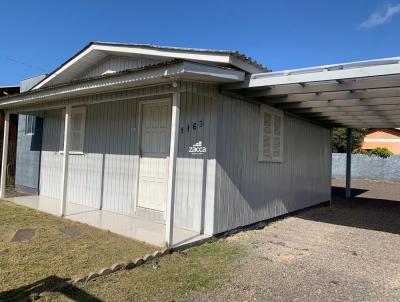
[2,42,398,247]
[15,75,46,194]
[0,86,19,97]
[361,128,400,154]
[0,86,20,187]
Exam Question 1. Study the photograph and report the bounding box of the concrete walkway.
[6,195,208,247]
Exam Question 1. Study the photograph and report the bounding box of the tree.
[332,128,368,153]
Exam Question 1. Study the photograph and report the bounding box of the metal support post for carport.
[345,128,352,199]
[60,105,72,216]
[166,89,180,247]
[0,112,10,198]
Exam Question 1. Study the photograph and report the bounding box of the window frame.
[59,106,87,155]
[25,115,36,136]
[258,105,284,163]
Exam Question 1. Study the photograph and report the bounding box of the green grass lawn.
[0,200,155,298]
[50,241,244,301]
[0,200,245,302]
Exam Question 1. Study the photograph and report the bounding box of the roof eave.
[0,61,244,110]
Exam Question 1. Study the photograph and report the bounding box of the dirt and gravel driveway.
[189,179,400,302]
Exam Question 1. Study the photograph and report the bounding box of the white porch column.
[60,105,72,216]
[345,128,352,199]
[0,112,10,198]
[166,91,180,247]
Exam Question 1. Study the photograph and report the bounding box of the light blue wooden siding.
[15,115,43,192]
[40,100,139,212]
[79,55,164,79]
[38,82,217,233]
[213,94,331,234]
[174,82,217,233]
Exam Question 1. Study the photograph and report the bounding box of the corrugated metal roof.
[30,41,270,91]
[93,41,269,72]
[0,59,185,101]
[251,56,400,79]
[225,56,400,128]
[0,59,244,107]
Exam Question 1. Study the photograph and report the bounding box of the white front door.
[137,100,171,212]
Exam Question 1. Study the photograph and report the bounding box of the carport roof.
[225,57,400,128]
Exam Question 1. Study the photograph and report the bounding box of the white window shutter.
[263,111,272,158]
[59,107,86,152]
[71,110,85,152]
[259,108,273,161]
[25,115,36,135]
[259,105,284,163]
[59,110,65,151]
[271,114,283,162]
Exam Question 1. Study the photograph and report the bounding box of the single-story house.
[1,42,400,247]
[361,128,400,154]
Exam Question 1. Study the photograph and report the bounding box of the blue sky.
[1,0,400,85]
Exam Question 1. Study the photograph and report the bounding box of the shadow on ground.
[0,276,102,302]
[331,186,368,197]
[298,180,400,235]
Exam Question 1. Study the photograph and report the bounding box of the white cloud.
[360,3,400,28]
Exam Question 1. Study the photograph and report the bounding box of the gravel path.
[188,179,400,302]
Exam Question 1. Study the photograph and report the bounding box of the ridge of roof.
[91,41,269,72]
[30,41,269,91]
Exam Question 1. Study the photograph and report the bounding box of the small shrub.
[369,147,393,158]
[352,147,393,158]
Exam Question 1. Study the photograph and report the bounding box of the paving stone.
[125,261,136,269]
[160,248,170,256]
[152,250,162,259]
[73,276,87,283]
[59,226,81,237]
[134,258,144,266]
[99,268,113,276]
[87,272,99,281]
[143,254,153,262]
[111,263,124,272]
[11,228,36,242]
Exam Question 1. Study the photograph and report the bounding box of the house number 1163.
[181,120,203,134]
